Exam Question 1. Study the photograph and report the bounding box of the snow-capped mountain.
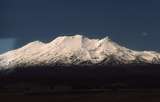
[0,34,160,69]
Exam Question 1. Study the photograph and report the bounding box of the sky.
[0,0,160,53]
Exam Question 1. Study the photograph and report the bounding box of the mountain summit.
[0,35,160,69]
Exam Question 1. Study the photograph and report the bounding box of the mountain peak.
[0,34,160,69]
[74,34,84,38]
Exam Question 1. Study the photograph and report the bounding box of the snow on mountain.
[0,34,160,69]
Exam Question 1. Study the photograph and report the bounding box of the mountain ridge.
[0,34,160,69]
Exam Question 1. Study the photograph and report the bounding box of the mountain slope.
[0,34,160,69]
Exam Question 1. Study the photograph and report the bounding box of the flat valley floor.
[1,90,160,102]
